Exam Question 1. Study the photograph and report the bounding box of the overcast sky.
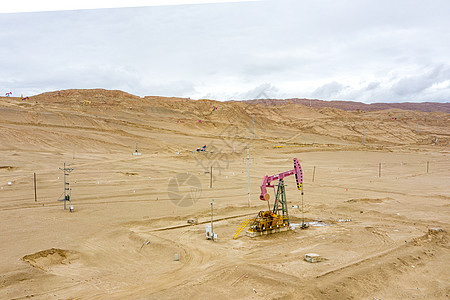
[1,0,450,102]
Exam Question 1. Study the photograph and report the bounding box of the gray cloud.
[1,0,450,102]
[239,83,281,100]
[201,83,281,101]
[307,64,450,103]
[366,82,380,91]
[311,82,346,100]
[391,65,450,96]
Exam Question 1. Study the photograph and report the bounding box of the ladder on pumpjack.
[233,216,255,239]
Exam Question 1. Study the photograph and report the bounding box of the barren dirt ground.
[0,90,449,299]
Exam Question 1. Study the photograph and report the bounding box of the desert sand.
[0,89,449,299]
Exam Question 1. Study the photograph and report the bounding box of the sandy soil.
[0,89,449,299]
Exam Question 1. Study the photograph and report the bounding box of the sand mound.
[311,229,450,299]
[412,228,448,247]
[22,248,80,271]
[0,166,16,171]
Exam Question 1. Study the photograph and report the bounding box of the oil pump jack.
[245,158,304,237]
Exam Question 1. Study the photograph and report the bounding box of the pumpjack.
[246,158,304,237]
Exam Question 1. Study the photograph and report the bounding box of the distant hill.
[239,98,450,113]
[1,88,448,149]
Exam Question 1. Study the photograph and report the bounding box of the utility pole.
[312,166,316,183]
[33,173,37,202]
[59,163,74,210]
[211,199,215,242]
[210,166,213,188]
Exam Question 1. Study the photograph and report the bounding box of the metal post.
[427,161,429,173]
[64,163,67,210]
[210,200,214,241]
[379,163,381,177]
[34,173,37,202]
[416,121,419,133]
[210,166,213,188]
[312,166,316,182]
[301,191,304,227]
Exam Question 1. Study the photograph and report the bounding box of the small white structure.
[206,226,217,240]
[133,142,141,155]
[69,205,74,212]
[305,253,323,263]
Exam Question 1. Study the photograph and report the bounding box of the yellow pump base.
[246,224,291,237]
